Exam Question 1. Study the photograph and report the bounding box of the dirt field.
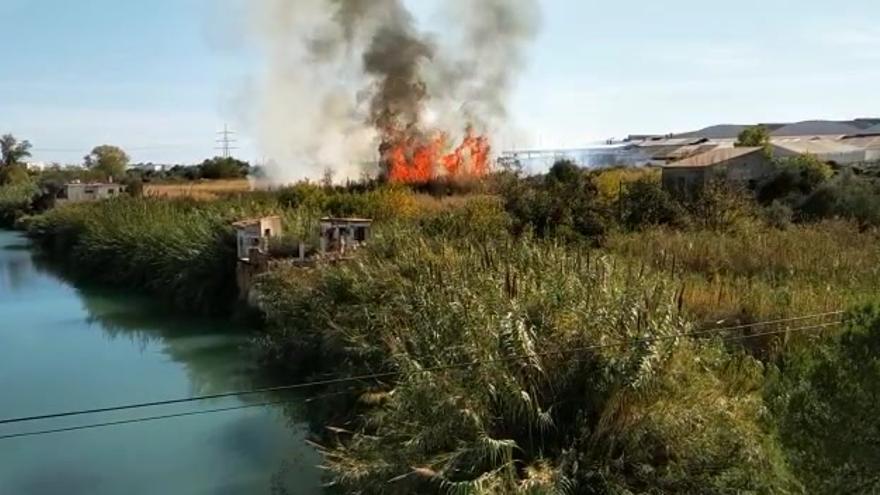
[144,179,253,200]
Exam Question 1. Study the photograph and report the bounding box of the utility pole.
[215,124,238,158]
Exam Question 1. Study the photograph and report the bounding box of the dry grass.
[607,221,880,324]
[145,179,252,200]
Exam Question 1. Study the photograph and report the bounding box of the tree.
[84,145,129,180]
[199,156,249,179]
[502,160,610,243]
[618,177,687,229]
[736,125,771,148]
[757,154,833,205]
[1,134,32,167]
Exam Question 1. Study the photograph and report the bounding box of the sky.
[2,0,880,167]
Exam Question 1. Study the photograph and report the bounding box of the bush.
[199,156,250,179]
[799,170,880,227]
[770,305,880,493]
[0,180,39,227]
[502,160,610,243]
[618,177,687,230]
[757,154,833,206]
[688,180,756,231]
[763,200,794,229]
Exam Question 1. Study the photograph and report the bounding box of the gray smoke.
[250,0,540,184]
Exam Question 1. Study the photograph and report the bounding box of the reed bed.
[607,221,880,323]
[25,196,289,313]
[255,226,795,494]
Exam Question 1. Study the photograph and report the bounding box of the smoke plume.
[251,0,540,184]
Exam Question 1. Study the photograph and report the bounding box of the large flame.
[383,127,491,184]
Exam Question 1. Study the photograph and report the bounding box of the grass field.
[144,179,252,199]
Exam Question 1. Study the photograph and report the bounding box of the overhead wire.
[0,311,843,426]
[0,401,289,441]
[0,310,842,427]
[0,313,844,440]
[0,320,842,441]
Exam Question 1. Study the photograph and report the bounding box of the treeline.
[131,156,252,182]
[499,155,880,247]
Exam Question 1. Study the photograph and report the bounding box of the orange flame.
[383,127,491,184]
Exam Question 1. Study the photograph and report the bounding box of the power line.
[0,320,842,442]
[0,401,287,441]
[215,124,238,158]
[0,311,844,427]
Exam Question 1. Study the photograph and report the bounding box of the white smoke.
[249,0,541,185]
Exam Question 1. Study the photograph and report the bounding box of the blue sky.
[3,0,880,165]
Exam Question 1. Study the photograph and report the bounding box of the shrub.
[688,180,757,231]
[769,305,880,493]
[763,200,794,229]
[592,166,661,203]
[798,170,880,227]
[757,154,833,206]
[0,180,39,227]
[501,160,610,243]
[618,177,687,230]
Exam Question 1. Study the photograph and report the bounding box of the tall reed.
[256,224,796,493]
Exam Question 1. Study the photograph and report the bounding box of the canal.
[0,230,323,494]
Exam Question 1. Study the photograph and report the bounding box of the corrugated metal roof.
[664,143,721,160]
[633,137,707,148]
[770,121,862,137]
[664,147,763,168]
[773,139,863,155]
[842,134,880,150]
[675,124,750,140]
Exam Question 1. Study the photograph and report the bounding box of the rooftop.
[320,217,374,224]
[772,139,864,155]
[664,147,764,168]
[841,134,880,150]
[669,119,880,140]
[232,215,281,228]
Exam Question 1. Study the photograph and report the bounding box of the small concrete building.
[320,217,372,256]
[662,147,778,195]
[57,182,126,204]
[232,216,282,261]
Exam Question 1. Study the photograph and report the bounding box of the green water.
[0,231,323,495]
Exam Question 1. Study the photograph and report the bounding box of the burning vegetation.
[253,0,539,184]
[382,127,491,184]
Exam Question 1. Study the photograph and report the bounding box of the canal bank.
[0,230,323,495]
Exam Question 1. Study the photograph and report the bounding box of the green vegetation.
[608,222,880,325]
[256,225,797,493]
[769,306,880,493]
[24,197,277,313]
[198,156,251,180]
[0,134,32,169]
[0,180,39,228]
[736,124,771,147]
[84,144,130,181]
[7,156,880,493]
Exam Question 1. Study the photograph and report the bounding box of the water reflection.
[0,231,323,495]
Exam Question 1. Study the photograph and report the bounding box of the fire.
[383,127,491,184]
